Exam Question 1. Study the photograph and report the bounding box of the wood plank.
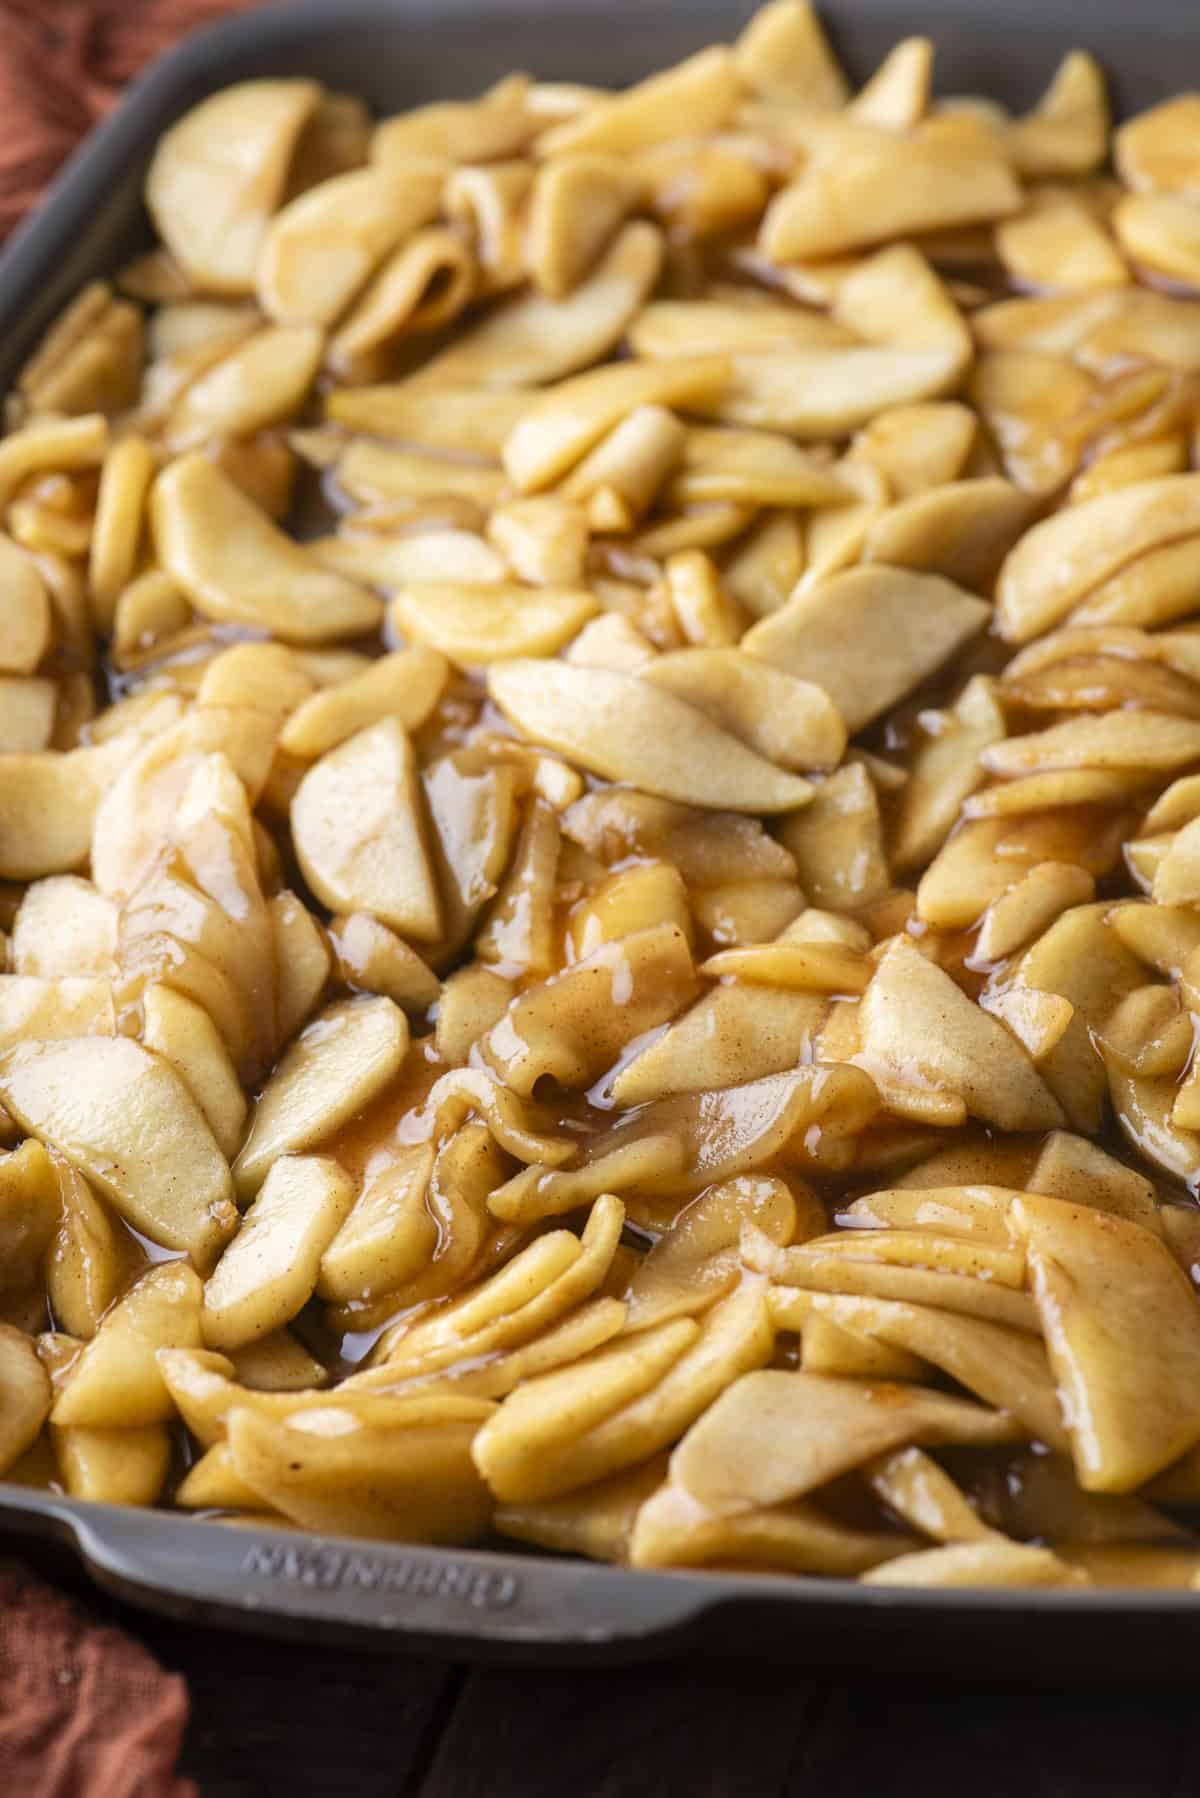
[143,1618,461,1798]
[423,1663,1200,1798]
[785,1684,1194,1798]
[419,1660,819,1798]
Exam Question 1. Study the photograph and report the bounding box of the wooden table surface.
[70,1577,1196,1797]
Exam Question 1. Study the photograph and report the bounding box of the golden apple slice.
[640,650,845,773]
[477,800,562,978]
[141,983,247,1160]
[1116,93,1200,195]
[865,478,1034,592]
[1028,1131,1159,1232]
[527,152,639,297]
[624,1177,805,1330]
[760,128,1019,261]
[751,1226,1035,1331]
[226,1403,492,1543]
[45,1162,130,1341]
[996,474,1200,643]
[317,1143,436,1305]
[377,1195,625,1380]
[853,401,977,499]
[487,659,814,813]
[152,454,381,643]
[146,79,320,292]
[975,861,1096,963]
[291,720,441,940]
[671,1369,1013,1516]
[0,1138,59,1300]
[10,877,115,978]
[743,566,989,734]
[279,647,449,760]
[770,1288,1067,1450]
[502,355,729,493]
[863,1541,1084,1587]
[1008,51,1108,178]
[496,1458,667,1564]
[167,324,323,446]
[328,226,474,375]
[0,976,114,1054]
[776,762,889,910]
[54,1424,170,1505]
[391,583,597,666]
[629,1483,911,1576]
[228,1331,328,1394]
[0,744,130,882]
[328,912,440,1013]
[1009,903,1145,1135]
[566,863,691,962]
[372,78,533,166]
[203,1155,356,1351]
[891,676,1005,873]
[605,1064,879,1198]
[1013,1194,1200,1491]
[51,1261,203,1428]
[487,1133,682,1225]
[174,1440,279,1511]
[268,891,332,1044]
[696,345,966,439]
[159,1347,491,1443]
[540,47,737,156]
[434,965,514,1066]
[850,37,931,129]
[734,0,848,109]
[474,1283,771,1503]
[701,941,871,994]
[257,164,443,325]
[376,1300,627,1404]
[0,677,55,753]
[868,1446,997,1545]
[0,1037,235,1267]
[410,221,663,390]
[232,995,408,1199]
[480,923,696,1097]
[611,986,824,1105]
[0,1325,51,1475]
[858,937,1062,1133]
[90,712,277,898]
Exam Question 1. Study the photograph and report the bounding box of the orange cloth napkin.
[0,1561,196,1797]
[0,0,261,241]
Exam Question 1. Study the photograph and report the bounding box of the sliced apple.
[50,1261,203,1428]
[0,1037,235,1267]
[233,996,408,1200]
[1013,1194,1200,1491]
[203,1155,355,1350]
[291,720,442,940]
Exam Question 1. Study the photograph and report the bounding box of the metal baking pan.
[1,0,1199,1669]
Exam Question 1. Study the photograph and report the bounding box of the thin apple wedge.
[232,995,408,1199]
[203,1156,355,1350]
[0,1037,236,1268]
[1012,1194,1200,1491]
[0,1324,51,1474]
[51,1261,204,1429]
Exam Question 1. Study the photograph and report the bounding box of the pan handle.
[0,1485,714,1659]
